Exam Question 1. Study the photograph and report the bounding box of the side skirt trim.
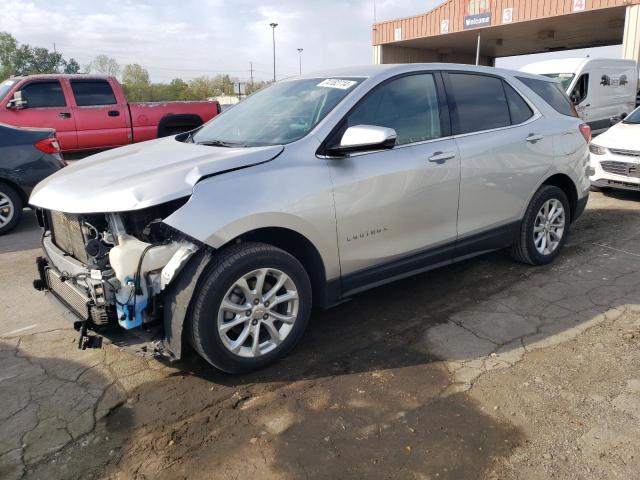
[339,221,519,300]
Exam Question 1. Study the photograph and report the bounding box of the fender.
[162,248,213,359]
[163,156,341,281]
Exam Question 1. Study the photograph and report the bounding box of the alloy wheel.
[533,198,565,256]
[0,192,14,227]
[217,268,299,358]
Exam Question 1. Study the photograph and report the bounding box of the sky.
[0,0,623,83]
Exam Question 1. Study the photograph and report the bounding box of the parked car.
[0,123,65,234]
[589,106,640,191]
[0,74,221,153]
[521,58,638,134]
[30,64,591,373]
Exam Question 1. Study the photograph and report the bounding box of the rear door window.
[22,81,66,107]
[70,80,117,106]
[516,76,578,117]
[446,73,511,134]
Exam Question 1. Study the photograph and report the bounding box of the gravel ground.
[1,189,639,480]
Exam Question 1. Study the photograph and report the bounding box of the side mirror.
[328,125,396,156]
[7,91,26,110]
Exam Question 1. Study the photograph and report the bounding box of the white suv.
[31,64,591,372]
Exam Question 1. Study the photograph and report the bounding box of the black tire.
[510,185,570,266]
[189,241,312,373]
[0,183,23,236]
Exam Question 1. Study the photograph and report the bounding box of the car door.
[3,80,78,151]
[444,72,555,256]
[69,79,130,149]
[327,72,461,292]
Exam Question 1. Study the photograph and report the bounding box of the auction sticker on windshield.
[317,79,357,89]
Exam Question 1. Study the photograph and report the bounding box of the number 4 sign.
[573,0,586,12]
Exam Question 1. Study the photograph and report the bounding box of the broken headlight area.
[36,197,200,331]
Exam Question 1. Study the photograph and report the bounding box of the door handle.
[525,133,544,143]
[58,112,71,119]
[428,151,456,164]
[108,110,120,117]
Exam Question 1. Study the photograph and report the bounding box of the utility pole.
[249,61,254,88]
[53,42,57,53]
[270,23,278,82]
[297,48,303,75]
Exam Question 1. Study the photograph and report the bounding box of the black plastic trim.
[574,193,589,222]
[339,221,519,299]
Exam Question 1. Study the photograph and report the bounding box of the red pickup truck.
[0,74,221,153]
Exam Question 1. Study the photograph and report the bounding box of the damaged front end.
[34,198,200,353]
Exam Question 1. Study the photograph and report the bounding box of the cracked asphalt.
[1,190,639,480]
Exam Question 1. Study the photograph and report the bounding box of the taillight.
[578,123,591,144]
[35,137,61,154]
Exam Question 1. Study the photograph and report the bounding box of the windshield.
[0,79,17,101]
[541,73,575,91]
[623,107,640,124]
[191,77,363,147]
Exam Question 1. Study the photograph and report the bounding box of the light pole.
[297,48,303,75]
[270,22,278,82]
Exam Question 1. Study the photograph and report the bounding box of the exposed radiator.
[46,268,90,321]
[50,211,89,264]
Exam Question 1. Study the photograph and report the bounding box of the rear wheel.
[510,185,570,265]
[189,242,312,373]
[0,183,23,235]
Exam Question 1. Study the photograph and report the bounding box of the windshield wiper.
[196,139,245,148]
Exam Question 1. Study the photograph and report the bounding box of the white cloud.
[0,0,439,82]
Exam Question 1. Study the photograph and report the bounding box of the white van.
[521,58,638,134]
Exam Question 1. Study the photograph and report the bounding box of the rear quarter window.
[516,76,577,117]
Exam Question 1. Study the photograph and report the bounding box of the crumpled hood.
[593,122,640,151]
[30,136,283,213]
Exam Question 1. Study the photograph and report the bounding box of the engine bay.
[36,198,199,334]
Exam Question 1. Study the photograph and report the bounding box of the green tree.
[89,54,120,77]
[187,76,223,99]
[29,47,63,74]
[122,64,151,101]
[246,80,271,95]
[63,58,81,74]
[0,31,80,78]
[0,32,17,79]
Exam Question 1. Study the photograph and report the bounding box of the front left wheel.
[188,242,312,373]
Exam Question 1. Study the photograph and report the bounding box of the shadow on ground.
[7,199,640,479]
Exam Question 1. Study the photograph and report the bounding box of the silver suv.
[31,64,591,372]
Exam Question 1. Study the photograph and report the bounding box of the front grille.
[610,148,640,158]
[50,211,89,264]
[600,160,630,176]
[46,268,90,320]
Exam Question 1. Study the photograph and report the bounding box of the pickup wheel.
[189,242,312,373]
[0,183,23,235]
[510,185,570,266]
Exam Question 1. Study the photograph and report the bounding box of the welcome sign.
[464,12,492,29]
